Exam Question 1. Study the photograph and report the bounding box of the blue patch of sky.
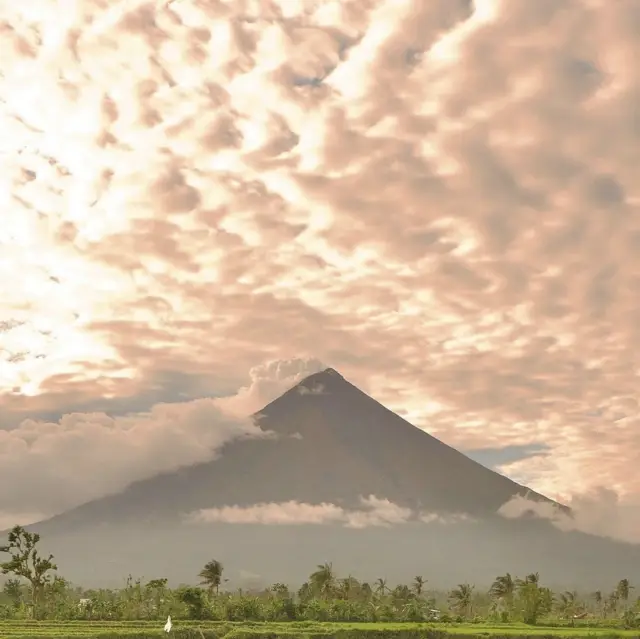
[462,443,550,471]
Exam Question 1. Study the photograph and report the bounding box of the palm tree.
[616,579,633,611]
[449,583,474,618]
[516,573,540,589]
[605,591,619,617]
[412,576,426,597]
[392,584,413,604]
[336,576,358,600]
[297,581,312,602]
[198,559,224,595]
[592,590,603,617]
[374,577,388,597]
[490,573,515,600]
[309,562,335,597]
[538,587,554,617]
[489,573,515,621]
[557,590,578,618]
[360,582,373,600]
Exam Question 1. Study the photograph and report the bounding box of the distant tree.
[374,577,388,597]
[616,579,633,611]
[490,573,515,602]
[516,573,540,588]
[605,590,619,616]
[593,590,605,618]
[198,559,224,595]
[392,584,413,604]
[449,583,474,618]
[270,582,290,598]
[146,578,168,613]
[557,590,578,618]
[0,526,57,618]
[489,573,516,621]
[176,585,206,619]
[515,575,551,625]
[360,582,373,600]
[2,578,23,608]
[309,563,335,597]
[297,581,312,602]
[412,576,426,597]
[336,575,358,600]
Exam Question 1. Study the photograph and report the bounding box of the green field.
[1,622,639,639]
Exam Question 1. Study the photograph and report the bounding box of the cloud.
[1,0,640,512]
[215,357,326,416]
[346,496,414,528]
[0,398,271,520]
[420,512,474,525]
[190,501,347,526]
[498,489,640,544]
[0,357,328,521]
[189,495,468,528]
[297,382,326,395]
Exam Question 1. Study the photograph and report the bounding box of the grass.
[0,622,639,639]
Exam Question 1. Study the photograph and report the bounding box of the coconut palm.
[516,573,540,589]
[374,577,388,597]
[198,559,224,595]
[616,578,632,610]
[309,562,336,597]
[449,583,474,618]
[392,584,413,604]
[490,573,515,604]
[412,576,426,597]
[592,590,603,617]
[605,591,619,617]
[336,575,358,600]
[557,590,578,618]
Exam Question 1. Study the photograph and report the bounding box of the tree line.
[1,526,639,625]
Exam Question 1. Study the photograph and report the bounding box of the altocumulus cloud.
[0,0,640,531]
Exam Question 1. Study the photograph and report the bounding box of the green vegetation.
[1,622,640,639]
[1,526,639,639]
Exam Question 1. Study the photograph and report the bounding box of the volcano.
[17,368,640,588]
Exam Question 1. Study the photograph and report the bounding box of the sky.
[0,0,639,540]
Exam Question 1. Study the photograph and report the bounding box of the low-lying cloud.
[189,495,473,528]
[498,488,640,544]
[0,358,321,525]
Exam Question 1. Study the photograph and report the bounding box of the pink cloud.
[0,0,639,515]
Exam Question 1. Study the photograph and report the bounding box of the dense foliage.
[1,623,640,639]
[1,527,639,628]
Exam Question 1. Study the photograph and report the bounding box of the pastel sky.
[1,0,639,538]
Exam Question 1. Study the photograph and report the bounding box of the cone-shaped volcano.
[17,369,639,588]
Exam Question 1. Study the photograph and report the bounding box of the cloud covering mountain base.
[188,495,471,527]
[0,358,324,525]
[499,489,640,545]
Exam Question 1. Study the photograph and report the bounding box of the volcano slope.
[18,369,640,588]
